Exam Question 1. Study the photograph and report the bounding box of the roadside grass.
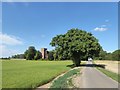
[96,67,120,83]
[50,68,80,89]
[94,60,119,74]
[2,60,73,89]
[94,60,120,83]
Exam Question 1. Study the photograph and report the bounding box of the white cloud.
[94,27,108,32]
[0,32,23,57]
[0,32,23,45]
[0,44,19,57]
[94,21,108,32]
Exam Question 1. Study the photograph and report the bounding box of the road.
[79,61,119,88]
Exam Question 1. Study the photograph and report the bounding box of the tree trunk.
[72,52,81,66]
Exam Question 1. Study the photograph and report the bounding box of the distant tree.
[12,54,24,59]
[50,28,102,66]
[1,57,10,60]
[34,51,42,60]
[104,53,113,60]
[24,50,28,59]
[12,55,15,58]
[26,53,33,60]
[25,46,37,60]
[94,49,120,60]
[48,51,54,60]
[112,49,120,61]
[19,54,25,59]
[53,50,58,60]
[99,50,107,60]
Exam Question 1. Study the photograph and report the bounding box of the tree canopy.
[34,51,42,60]
[94,49,120,61]
[50,28,102,66]
[24,46,37,60]
[112,49,120,61]
[48,51,54,60]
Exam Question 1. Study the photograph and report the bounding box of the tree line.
[9,48,120,61]
[12,46,42,60]
[11,46,120,61]
[11,29,119,66]
[95,49,120,61]
[12,46,54,60]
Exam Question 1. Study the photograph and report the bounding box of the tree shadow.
[66,63,106,69]
[66,64,76,68]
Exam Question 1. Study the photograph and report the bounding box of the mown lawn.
[2,60,73,89]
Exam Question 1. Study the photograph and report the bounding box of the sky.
[1,2,118,57]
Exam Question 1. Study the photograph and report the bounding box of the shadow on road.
[66,63,106,69]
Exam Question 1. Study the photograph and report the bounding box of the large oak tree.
[50,28,102,66]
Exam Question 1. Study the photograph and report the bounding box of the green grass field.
[2,60,73,89]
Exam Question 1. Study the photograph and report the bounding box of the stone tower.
[41,48,48,59]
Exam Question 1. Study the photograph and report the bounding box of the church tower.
[41,48,48,59]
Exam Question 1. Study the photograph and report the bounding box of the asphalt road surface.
[79,61,119,88]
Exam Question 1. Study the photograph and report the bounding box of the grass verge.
[50,68,80,89]
[97,67,120,83]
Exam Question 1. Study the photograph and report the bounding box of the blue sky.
[1,2,118,57]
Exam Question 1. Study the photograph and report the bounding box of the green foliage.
[112,49,120,61]
[0,58,10,60]
[12,54,25,59]
[34,51,42,60]
[99,50,107,60]
[48,51,54,60]
[94,49,120,61]
[53,50,58,60]
[2,60,72,88]
[105,53,113,60]
[24,50,28,59]
[50,69,80,89]
[50,28,101,66]
[24,46,37,60]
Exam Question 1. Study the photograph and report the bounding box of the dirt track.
[72,61,118,88]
